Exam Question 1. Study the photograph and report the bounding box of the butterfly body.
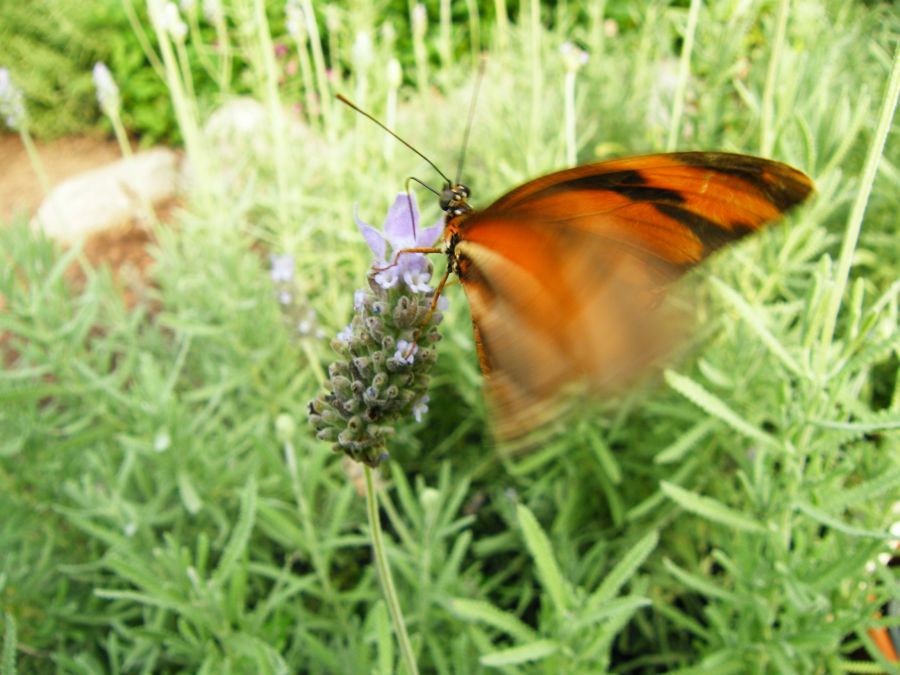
[432,152,813,440]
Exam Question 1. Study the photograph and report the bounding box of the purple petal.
[354,206,387,261]
[353,288,367,311]
[269,254,295,282]
[383,193,419,251]
[373,267,400,289]
[403,267,432,293]
[394,339,417,365]
[335,324,353,344]
[412,394,429,422]
[415,215,444,248]
[398,254,432,292]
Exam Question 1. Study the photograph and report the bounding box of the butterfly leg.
[403,265,452,358]
[371,247,443,274]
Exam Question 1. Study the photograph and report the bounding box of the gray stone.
[32,148,181,243]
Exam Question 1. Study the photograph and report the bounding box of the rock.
[31,148,181,243]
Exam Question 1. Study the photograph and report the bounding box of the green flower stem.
[250,0,290,225]
[817,44,900,377]
[300,0,332,134]
[493,0,508,51]
[19,129,51,197]
[364,465,419,675]
[665,0,701,152]
[760,0,790,156]
[108,109,133,159]
[527,0,542,173]
[292,34,318,128]
[564,69,576,166]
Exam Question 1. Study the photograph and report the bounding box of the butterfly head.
[439,183,473,217]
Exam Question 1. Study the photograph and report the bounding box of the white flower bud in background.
[166,2,188,41]
[275,413,297,444]
[412,4,427,37]
[560,42,588,72]
[324,6,341,34]
[285,1,306,42]
[180,0,196,12]
[92,62,120,116]
[381,21,396,49]
[352,31,374,71]
[151,0,188,41]
[202,0,222,23]
[386,58,402,89]
[0,67,26,131]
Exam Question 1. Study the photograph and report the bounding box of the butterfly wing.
[451,152,814,440]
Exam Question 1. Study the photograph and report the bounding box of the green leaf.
[664,370,777,448]
[479,639,559,667]
[660,481,766,533]
[585,425,622,483]
[449,598,537,643]
[2,612,16,675]
[793,502,892,539]
[828,465,900,510]
[516,504,572,614]
[571,595,651,631]
[177,470,203,515]
[589,530,659,607]
[662,558,739,602]
[655,419,716,464]
[710,277,803,376]
[214,476,258,586]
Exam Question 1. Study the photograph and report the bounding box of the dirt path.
[0,133,123,222]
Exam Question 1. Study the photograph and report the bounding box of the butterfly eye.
[439,189,454,211]
[460,185,470,198]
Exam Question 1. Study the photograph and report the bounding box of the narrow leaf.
[660,481,766,533]
[711,277,802,376]
[589,531,659,607]
[664,370,777,448]
[177,470,203,515]
[2,612,16,675]
[449,598,536,643]
[662,558,739,602]
[655,419,716,464]
[214,476,258,585]
[516,504,571,614]
[829,466,900,510]
[793,502,892,539]
[571,595,651,632]
[479,639,558,667]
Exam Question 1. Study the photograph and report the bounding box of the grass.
[2,0,899,672]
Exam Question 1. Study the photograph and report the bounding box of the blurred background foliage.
[1,0,899,673]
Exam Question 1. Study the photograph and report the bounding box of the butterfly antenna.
[337,94,452,186]
[454,56,487,186]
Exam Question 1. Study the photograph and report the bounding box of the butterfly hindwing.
[448,152,813,441]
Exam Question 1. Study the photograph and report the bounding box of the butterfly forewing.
[448,152,813,441]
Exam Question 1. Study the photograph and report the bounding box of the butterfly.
[428,152,814,440]
[338,95,814,442]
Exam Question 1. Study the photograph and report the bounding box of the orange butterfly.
[431,152,814,440]
[339,97,814,442]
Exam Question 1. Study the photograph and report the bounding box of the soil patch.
[0,133,122,222]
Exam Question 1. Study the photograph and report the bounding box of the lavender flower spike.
[93,62,120,115]
[309,194,445,466]
[0,68,27,131]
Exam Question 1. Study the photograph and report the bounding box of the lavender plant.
[308,193,445,467]
[269,253,325,339]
